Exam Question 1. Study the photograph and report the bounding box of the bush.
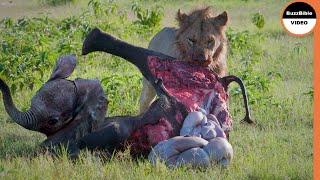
[252,12,265,29]
[227,28,281,105]
[0,0,164,94]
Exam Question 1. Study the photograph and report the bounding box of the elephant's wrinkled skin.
[0,55,188,155]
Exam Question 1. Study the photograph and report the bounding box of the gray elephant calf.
[0,54,186,155]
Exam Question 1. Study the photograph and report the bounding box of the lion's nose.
[194,54,207,62]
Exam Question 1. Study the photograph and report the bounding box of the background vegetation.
[0,0,313,179]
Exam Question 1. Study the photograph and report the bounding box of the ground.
[0,0,313,179]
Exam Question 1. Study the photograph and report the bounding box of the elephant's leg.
[82,28,175,97]
[220,75,254,124]
[76,119,125,151]
[140,77,157,114]
[76,98,167,151]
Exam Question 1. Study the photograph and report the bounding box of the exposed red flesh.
[126,56,232,155]
[148,56,218,111]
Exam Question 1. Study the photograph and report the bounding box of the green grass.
[0,0,313,179]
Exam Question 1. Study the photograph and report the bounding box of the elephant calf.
[0,55,188,156]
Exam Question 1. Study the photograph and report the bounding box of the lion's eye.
[188,38,196,44]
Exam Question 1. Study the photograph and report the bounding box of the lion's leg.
[140,77,157,113]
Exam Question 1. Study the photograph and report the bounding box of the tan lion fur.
[140,7,229,113]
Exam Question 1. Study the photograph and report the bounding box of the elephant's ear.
[74,78,108,128]
[49,54,76,81]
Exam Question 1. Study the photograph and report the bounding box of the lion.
[140,7,229,113]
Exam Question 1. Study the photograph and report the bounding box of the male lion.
[140,7,228,113]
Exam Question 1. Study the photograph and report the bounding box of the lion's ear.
[176,9,189,27]
[212,11,228,27]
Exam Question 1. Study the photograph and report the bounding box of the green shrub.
[227,28,281,105]
[252,12,265,29]
[131,4,164,29]
[0,1,126,93]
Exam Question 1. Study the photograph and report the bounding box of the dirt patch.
[0,0,86,19]
[0,0,14,7]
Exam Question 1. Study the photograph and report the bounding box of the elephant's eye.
[187,38,196,44]
[208,39,215,45]
[48,117,59,125]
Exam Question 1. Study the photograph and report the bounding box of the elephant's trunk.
[0,79,38,131]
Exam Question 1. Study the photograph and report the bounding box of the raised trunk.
[0,79,38,131]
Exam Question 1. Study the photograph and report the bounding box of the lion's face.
[175,8,228,67]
